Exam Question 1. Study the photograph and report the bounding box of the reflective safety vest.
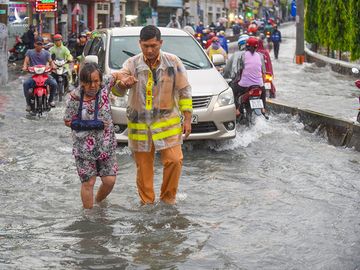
[115,51,192,152]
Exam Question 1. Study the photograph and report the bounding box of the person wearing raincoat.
[112,25,192,205]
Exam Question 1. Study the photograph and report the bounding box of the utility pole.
[295,0,305,64]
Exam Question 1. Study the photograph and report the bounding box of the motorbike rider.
[166,15,181,29]
[49,34,73,85]
[206,36,227,61]
[223,34,249,81]
[74,32,87,58]
[257,33,275,97]
[22,36,58,112]
[21,25,36,50]
[50,34,73,62]
[231,37,266,117]
[217,30,229,54]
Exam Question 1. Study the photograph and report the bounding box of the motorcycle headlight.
[110,92,128,108]
[215,88,234,107]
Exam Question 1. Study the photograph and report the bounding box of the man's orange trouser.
[133,143,183,204]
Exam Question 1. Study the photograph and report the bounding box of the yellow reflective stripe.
[128,122,148,130]
[178,99,192,107]
[151,116,181,129]
[128,133,148,141]
[152,127,182,141]
[180,105,193,111]
[179,99,193,111]
[145,70,154,111]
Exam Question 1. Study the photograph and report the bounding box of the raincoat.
[113,51,192,152]
[257,39,274,75]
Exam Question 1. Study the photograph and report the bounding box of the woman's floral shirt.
[64,78,117,160]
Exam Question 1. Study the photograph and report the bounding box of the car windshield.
[109,35,212,70]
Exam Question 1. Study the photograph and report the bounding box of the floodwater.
[1,24,360,269]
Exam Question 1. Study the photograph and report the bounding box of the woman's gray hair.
[79,62,103,84]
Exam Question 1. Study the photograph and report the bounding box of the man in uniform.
[113,25,192,204]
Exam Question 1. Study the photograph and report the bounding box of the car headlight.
[110,93,128,108]
[215,88,234,107]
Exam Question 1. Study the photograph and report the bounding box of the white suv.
[82,27,236,143]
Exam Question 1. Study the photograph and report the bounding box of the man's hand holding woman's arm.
[112,72,138,90]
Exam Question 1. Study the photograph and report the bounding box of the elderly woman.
[64,62,123,209]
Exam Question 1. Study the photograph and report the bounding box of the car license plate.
[249,99,264,109]
[264,82,271,90]
[181,114,198,124]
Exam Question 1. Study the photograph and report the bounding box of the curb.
[305,48,360,76]
[267,99,360,151]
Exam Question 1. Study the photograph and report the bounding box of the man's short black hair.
[140,25,161,41]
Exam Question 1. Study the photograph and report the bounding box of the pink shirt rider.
[238,51,264,88]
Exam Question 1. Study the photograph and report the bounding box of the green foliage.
[304,0,319,44]
[316,0,331,48]
[349,0,360,60]
[327,0,348,51]
[304,0,360,60]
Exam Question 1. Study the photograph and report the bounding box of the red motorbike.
[352,68,360,123]
[27,65,52,116]
[237,85,267,125]
[264,72,276,98]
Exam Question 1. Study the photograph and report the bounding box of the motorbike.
[72,57,80,88]
[27,65,52,117]
[194,33,207,48]
[237,85,267,126]
[51,57,69,102]
[351,67,360,123]
[264,72,276,98]
[8,36,28,62]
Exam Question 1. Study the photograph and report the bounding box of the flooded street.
[1,24,360,269]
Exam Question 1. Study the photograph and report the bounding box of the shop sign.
[36,0,57,12]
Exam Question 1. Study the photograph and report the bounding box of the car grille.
[192,121,217,133]
[192,95,212,108]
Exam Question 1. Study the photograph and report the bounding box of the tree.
[316,0,331,55]
[304,0,319,51]
[327,0,349,59]
[349,0,360,60]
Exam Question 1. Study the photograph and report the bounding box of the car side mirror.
[211,54,225,66]
[84,55,99,64]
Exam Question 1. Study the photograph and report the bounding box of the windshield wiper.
[179,57,202,69]
[122,50,136,57]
